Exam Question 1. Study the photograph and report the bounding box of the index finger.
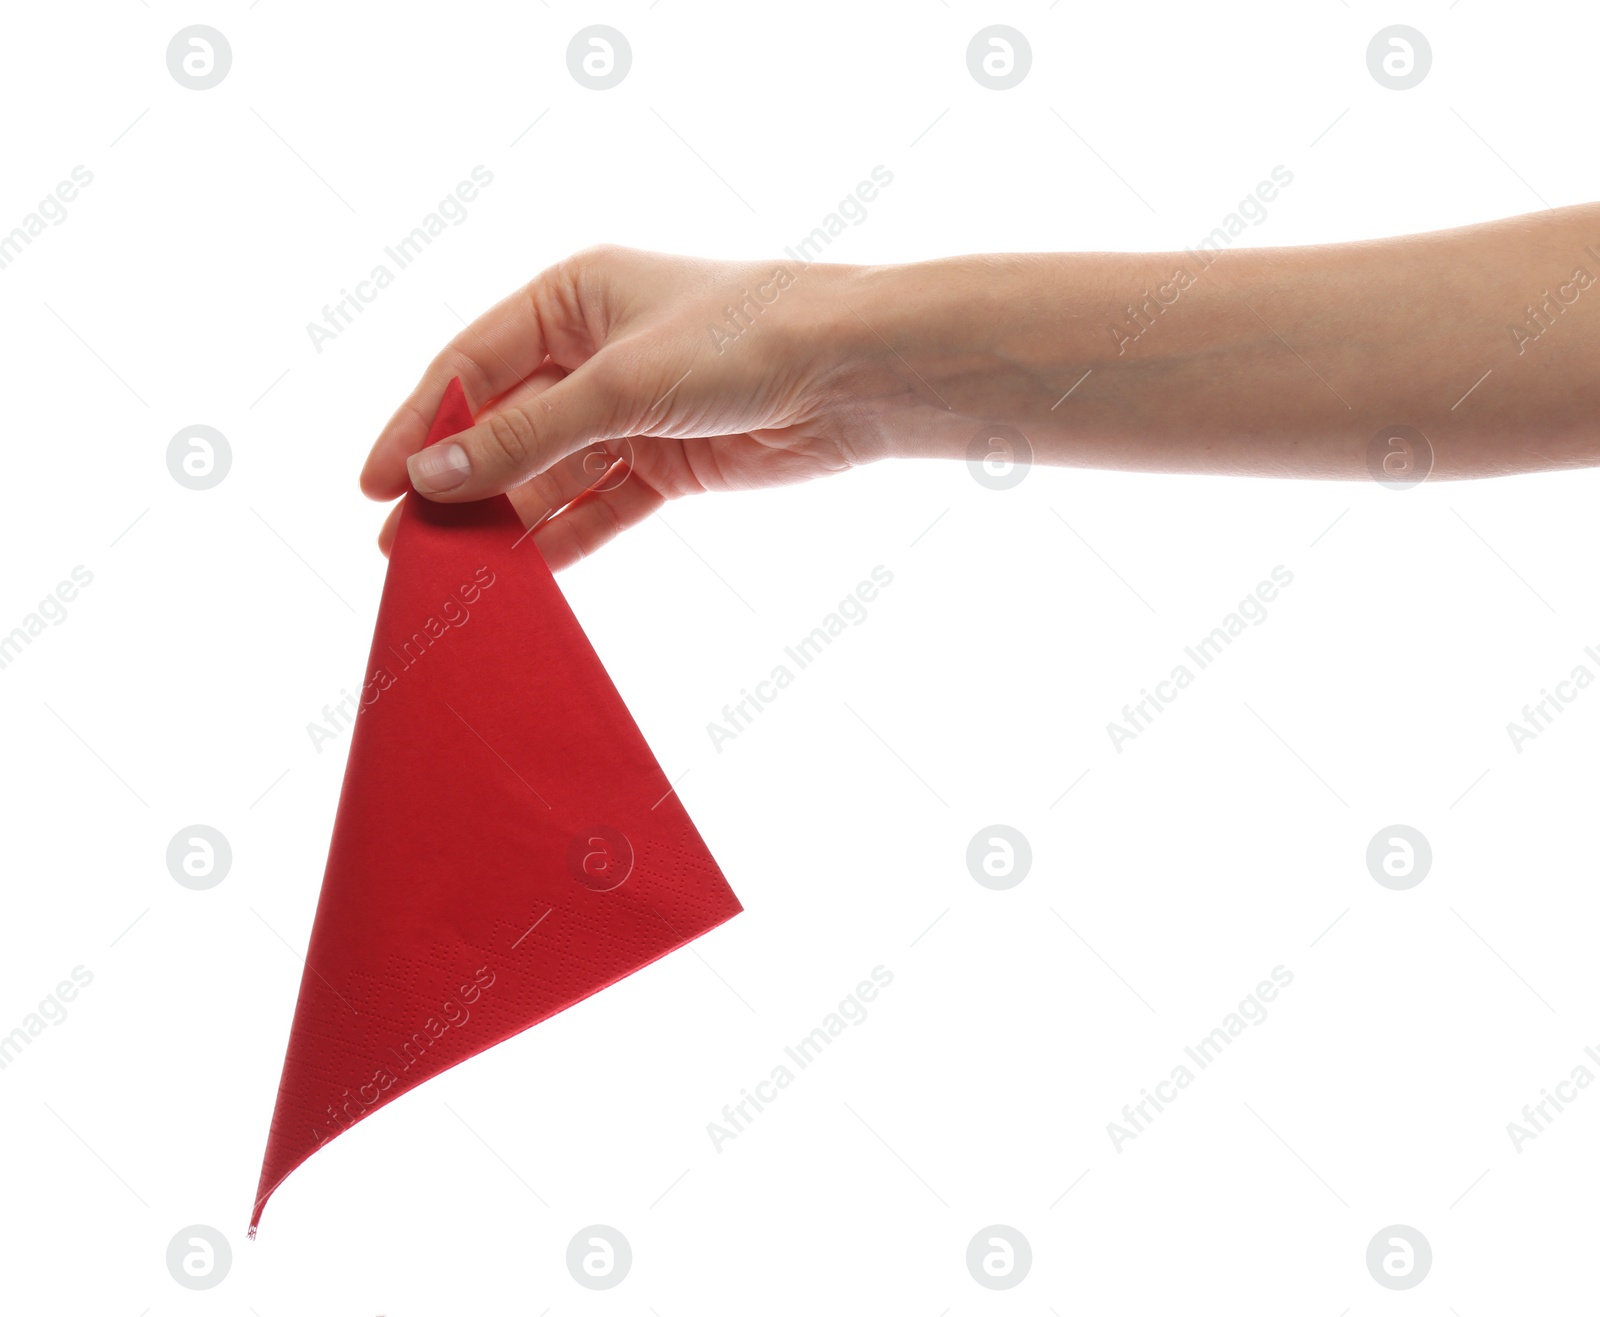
[360,283,552,501]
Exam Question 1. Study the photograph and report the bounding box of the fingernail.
[407,442,471,493]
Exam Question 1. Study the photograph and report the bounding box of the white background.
[2,1,1598,1312]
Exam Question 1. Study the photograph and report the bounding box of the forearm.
[851,203,1600,479]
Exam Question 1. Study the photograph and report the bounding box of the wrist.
[846,255,1102,462]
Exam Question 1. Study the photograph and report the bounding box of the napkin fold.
[251,379,741,1234]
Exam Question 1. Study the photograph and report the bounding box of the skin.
[362,204,1600,569]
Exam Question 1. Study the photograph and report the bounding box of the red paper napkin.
[251,380,742,1234]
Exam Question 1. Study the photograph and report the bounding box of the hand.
[361,246,887,569]
[366,204,1600,561]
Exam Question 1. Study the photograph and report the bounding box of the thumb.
[405,360,625,502]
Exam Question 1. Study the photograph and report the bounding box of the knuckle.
[549,245,618,298]
[533,251,579,296]
[552,520,590,567]
[535,248,629,345]
[589,488,626,541]
[438,345,492,400]
[484,408,537,472]
[585,355,640,431]
[573,242,626,268]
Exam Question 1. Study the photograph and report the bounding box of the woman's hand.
[366,204,1600,568]
[360,246,890,569]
